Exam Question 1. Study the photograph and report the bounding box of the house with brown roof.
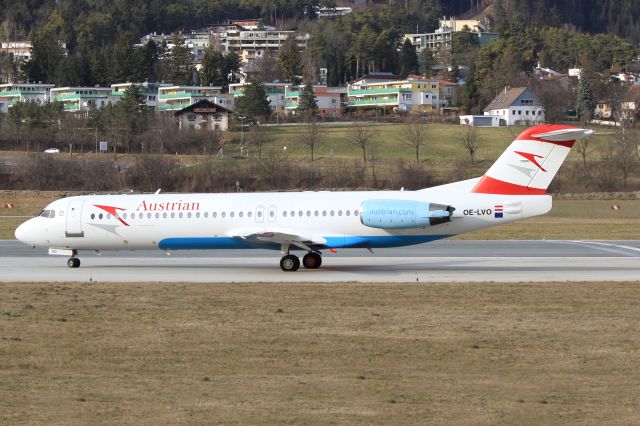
[174,99,233,131]
[483,87,545,126]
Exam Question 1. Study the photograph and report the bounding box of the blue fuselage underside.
[158,235,452,250]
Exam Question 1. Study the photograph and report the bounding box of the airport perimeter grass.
[2,191,640,240]
[1,281,639,424]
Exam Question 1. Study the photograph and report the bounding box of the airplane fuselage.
[16,186,551,252]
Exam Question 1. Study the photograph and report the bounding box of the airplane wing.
[230,228,327,252]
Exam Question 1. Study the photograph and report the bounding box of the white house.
[483,87,545,126]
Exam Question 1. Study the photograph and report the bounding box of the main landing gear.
[279,251,323,272]
[67,257,81,268]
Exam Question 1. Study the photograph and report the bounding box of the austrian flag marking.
[494,205,504,219]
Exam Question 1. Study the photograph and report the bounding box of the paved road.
[2,240,640,283]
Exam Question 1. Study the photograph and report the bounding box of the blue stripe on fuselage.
[158,235,453,250]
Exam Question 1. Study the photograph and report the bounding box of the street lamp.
[238,116,246,157]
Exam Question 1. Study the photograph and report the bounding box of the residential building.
[316,6,352,17]
[347,77,446,113]
[594,101,614,120]
[0,83,54,113]
[138,22,308,68]
[229,82,289,115]
[534,65,571,90]
[174,99,233,131]
[110,82,170,108]
[483,87,545,126]
[50,87,112,112]
[404,17,498,65]
[284,86,346,118]
[157,85,224,112]
[459,115,502,127]
[615,72,640,86]
[0,41,32,61]
[439,17,486,32]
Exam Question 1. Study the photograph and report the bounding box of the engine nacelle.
[360,199,454,229]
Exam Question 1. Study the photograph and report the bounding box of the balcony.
[348,98,398,106]
[348,87,411,96]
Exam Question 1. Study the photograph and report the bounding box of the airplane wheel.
[280,254,300,272]
[302,252,322,269]
[67,258,80,268]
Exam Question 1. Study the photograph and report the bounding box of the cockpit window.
[39,209,55,218]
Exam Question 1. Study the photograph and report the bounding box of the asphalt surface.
[2,240,640,283]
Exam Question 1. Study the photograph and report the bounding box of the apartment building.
[347,78,446,113]
[229,82,289,115]
[156,85,229,112]
[111,82,171,108]
[284,86,346,118]
[50,87,112,112]
[0,83,54,113]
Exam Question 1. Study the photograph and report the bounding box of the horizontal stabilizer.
[531,128,594,142]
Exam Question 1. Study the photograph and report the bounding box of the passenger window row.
[90,209,359,221]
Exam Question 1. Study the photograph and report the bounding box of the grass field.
[0,122,616,163]
[1,192,639,240]
[1,281,639,424]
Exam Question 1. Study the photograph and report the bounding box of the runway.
[2,239,640,282]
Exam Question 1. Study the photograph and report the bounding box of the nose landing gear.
[67,257,81,268]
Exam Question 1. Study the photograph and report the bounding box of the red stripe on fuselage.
[471,176,546,195]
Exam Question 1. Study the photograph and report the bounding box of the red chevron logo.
[514,151,546,172]
[94,204,129,226]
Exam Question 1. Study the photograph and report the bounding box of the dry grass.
[1,281,639,425]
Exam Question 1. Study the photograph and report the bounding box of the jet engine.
[360,199,454,229]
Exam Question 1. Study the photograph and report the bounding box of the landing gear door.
[65,199,84,237]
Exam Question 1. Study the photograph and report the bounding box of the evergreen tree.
[235,80,272,123]
[200,46,224,86]
[297,83,318,119]
[419,49,435,77]
[398,38,418,79]
[576,73,596,123]
[108,31,135,83]
[462,66,480,114]
[22,29,65,84]
[278,35,302,85]
[170,33,194,85]
[132,40,158,82]
[222,50,241,87]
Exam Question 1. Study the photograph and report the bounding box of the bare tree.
[575,137,590,169]
[594,141,618,191]
[530,79,571,124]
[303,117,320,161]
[249,122,267,159]
[348,120,376,163]
[253,52,280,82]
[400,116,428,163]
[462,125,480,164]
[59,113,87,157]
[615,128,635,189]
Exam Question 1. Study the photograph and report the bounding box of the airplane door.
[255,206,264,223]
[65,199,85,237]
[267,205,277,222]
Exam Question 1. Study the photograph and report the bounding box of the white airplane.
[15,124,593,271]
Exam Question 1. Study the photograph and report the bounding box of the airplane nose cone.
[15,220,35,245]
